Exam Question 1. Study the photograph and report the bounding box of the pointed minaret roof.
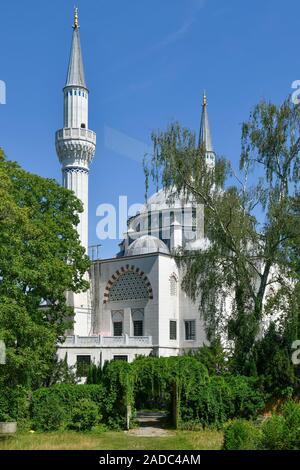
[65,8,87,88]
[198,92,214,152]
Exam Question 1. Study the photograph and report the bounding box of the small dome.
[125,235,170,257]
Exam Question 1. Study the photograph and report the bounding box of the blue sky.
[0,0,299,258]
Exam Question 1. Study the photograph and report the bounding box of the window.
[110,272,150,302]
[76,355,91,377]
[74,90,77,95]
[112,310,123,336]
[170,320,177,340]
[170,211,175,225]
[81,123,86,129]
[113,355,128,362]
[148,213,152,234]
[69,90,72,96]
[185,320,196,341]
[170,275,178,296]
[113,321,123,336]
[132,308,144,337]
[134,321,143,336]
[192,208,197,231]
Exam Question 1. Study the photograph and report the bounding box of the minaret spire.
[73,7,79,29]
[198,92,215,168]
[66,8,86,88]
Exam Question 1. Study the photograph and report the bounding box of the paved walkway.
[126,412,173,437]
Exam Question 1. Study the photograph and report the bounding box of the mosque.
[56,10,216,371]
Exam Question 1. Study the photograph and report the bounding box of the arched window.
[112,310,123,336]
[104,266,153,304]
[170,274,178,296]
[132,308,144,336]
[110,272,149,301]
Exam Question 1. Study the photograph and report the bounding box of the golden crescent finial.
[73,7,79,29]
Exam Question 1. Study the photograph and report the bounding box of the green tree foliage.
[186,339,228,375]
[144,99,300,377]
[0,150,90,389]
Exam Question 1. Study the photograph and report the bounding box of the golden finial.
[73,7,79,29]
[203,91,207,106]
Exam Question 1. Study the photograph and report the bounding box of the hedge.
[31,384,105,431]
[179,375,266,428]
[1,356,268,431]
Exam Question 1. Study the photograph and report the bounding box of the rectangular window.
[170,320,177,340]
[113,355,128,362]
[185,320,196,341]
[133,320,143,337]
[113,321,123,337]
[148,213,152,234]
[76,355,91,377]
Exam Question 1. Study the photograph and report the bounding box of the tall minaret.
[199,92,215,169]
[56,8,96,251]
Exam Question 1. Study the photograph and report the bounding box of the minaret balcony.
[56,127,96,145]
[56,127,96,168]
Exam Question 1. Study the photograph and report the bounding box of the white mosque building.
[56,10,215,370]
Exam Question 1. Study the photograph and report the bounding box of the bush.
[223,419,261,450]
[260,414,286,450]
[31,392,66,431]
[31,384,105,431]
[179,374,265,428]
[224,402,300,451]
[70,399,100,431]
[282,401,300,449]
[102,360,134,429]
[0,386,30,428]
[260,401,300,450]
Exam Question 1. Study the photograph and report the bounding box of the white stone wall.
[57,346,153,367]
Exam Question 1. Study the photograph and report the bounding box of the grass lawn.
[0,430,223,450]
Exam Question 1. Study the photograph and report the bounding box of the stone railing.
[56,127,96,144]
[62,335,152,347]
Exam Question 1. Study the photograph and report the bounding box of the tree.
[0,150,90,388]
[144,99,300,375]
[186,339,228,376]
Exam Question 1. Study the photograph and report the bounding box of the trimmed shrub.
[70,399,100,431]
[31,384,105,431]
[31,392,66,431]
[223,419,261,450]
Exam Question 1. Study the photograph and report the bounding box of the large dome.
[138,188,195,214]
[125,235,170,257]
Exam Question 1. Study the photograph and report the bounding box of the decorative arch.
[103,265,153,304]
[169,273,178,296]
